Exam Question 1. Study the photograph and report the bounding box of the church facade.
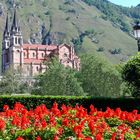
[2,9,80,76]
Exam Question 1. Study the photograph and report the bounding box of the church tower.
[10,8,23,47]
[2,13,10,72]
[2,8,23,73]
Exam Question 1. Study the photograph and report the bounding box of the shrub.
[0,96,139,112]
[122,53,140,97]
[97,47,104,52]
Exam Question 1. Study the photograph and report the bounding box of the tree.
[122,52,140,97]
[78,54,122,97]
[32,58,85,96]
[0,66,33,94]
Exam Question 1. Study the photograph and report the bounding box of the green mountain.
[0,0,139,64]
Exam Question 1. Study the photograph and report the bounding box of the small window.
[18,38,21,44]
[64,53,67,57]
[42,53,44,57]
[24,52,26,57]
[36,66,39,71]
[15,37,18,44]
[33,52,35,58]
[7,42,9,46]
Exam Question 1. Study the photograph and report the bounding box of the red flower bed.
[0,102,140,140]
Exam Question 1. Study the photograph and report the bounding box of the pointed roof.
[11,7,18,31]
[13,8,18,27]
[4,13,9,34]
[5,13,9,31]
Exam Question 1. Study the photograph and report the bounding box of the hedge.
[0,95,140,112]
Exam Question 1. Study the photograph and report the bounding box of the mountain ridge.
[0,0,139,64]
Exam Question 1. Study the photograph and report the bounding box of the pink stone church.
[2,9,80,76]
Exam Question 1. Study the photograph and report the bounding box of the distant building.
[2,8,80,76]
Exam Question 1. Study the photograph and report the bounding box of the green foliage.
[78,54,122,97]
[83,0,139,33]
[66,9,76,14]
[106,117,122,127]
[109,48,122,54]
[0,66,33,94]
[72,30,96,53]
[97,47,104,52]
[64,0,73,5]
[0,96,139,112]
[32,58,84,96]
[122,52,140,97]
[124,132,136,140]
[42,0,48,7]
[132,120,140,129]
[104,131,112,139]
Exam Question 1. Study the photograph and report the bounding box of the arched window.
[18,38,21,44]
[15,37,18,44]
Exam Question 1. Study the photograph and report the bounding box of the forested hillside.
[0,0,140,63]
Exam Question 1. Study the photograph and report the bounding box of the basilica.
[2,9,80,76]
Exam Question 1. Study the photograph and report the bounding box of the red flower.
[62,118,69,126]
[111,133,116,140]
[16,136,24,140]
[136,132,140,138]
[0,119,6,131]
[95,133,103,140]
[53,135,59,140]
[51,102,61,117]
[41,119,47,128]
[84,137,92,140]
[3,105,9,111]
[36,136,41,140]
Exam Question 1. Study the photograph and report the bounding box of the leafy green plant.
[106,117,122,127]
[122,52,140,97]
[132,120,140,129]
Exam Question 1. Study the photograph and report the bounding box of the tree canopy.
[78,54,122,97]
[32,58,85,96]
[122,52,140,97]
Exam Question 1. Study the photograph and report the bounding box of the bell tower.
[2,7,24,73]
[10,8,23,47]
[9,7,23,70]
[2,13,11,73]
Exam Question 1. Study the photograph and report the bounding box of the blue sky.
[108,0,140,7]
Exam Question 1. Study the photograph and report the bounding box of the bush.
[42,1,48,7]
[109,48,122,54]
[97,47,104,52]
[122,53,140,97]
[0,96,140,112]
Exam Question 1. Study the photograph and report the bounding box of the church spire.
[11,7,19,32]
[4,13,9,35]
[13,8,18,27]
[5,13,9,31]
